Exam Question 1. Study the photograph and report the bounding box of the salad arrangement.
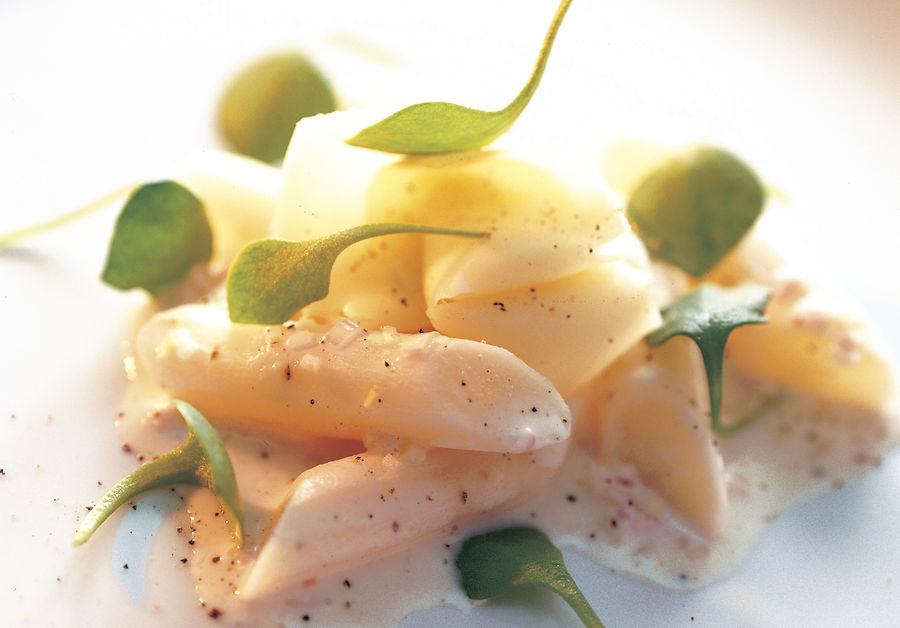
[2,1,897,626]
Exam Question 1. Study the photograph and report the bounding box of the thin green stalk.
[73,401,244,548]
[503,0,574,120]
[0,184,134,248]
[346,0,574,153]
[543,572,605,628]
[715,390,788,437]
[72,443,199,546]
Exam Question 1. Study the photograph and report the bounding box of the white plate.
[2,1,899,626]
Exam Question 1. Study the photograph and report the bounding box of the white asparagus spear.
[240,442,567,598]
[136,303,571,453]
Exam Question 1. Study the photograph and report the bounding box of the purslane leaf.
[456,526,604,628]
[219,52,337,163]
[347,104,515,155]
[627,146,765,276]
[101,181,213,296]
[344,0,573,154]
[646,283,771,435]
[73,400,244,548]
[226,222,487,324]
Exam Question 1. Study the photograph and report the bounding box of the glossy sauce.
[112,142,897,623]
[115,350,897,626]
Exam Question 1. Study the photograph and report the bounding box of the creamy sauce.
[115,354,897,626]
[106,123,898,625]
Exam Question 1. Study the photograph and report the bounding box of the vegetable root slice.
[709,230,895,411]
[297,231,432,332]
[241,443,567,598]
[427,259,661,397]
[365,146,630,300]
[728,323,894,411]
[579,338,727,538]
[178,150,281,269]
[136,304,571,453]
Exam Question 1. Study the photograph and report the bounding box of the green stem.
[698,335,787,437]
[715,390,788,437]
[226,222,487,324]
[72,440,200,546]
[331,222,488,246]
[543,569,605,628]
[73,401,243,548]
[503,0,574,119]
[697,339,725,434]
[346,0,575,154]
[0,184,134,248]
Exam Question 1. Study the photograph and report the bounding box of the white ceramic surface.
[2,1,898,626]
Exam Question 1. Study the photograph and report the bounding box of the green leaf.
[101,181,212,296]
[627,146,765,276]
[226,222,487,324]
[73,400,244,548]
[219,52,337,163]
[456,526,604,628]
[345,0,573,154]
[646,283,771,435]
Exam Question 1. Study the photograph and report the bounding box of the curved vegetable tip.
[72,401,244,548]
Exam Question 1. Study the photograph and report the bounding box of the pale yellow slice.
[363,139,660,396]
[579,337,727,538]
[178,150,280,269]
[427,257,660,397]
[365,148,630,299]
[710,219,895,411]
[273,110,436,329]
[270,111,661,392]
[297,231,433,333]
